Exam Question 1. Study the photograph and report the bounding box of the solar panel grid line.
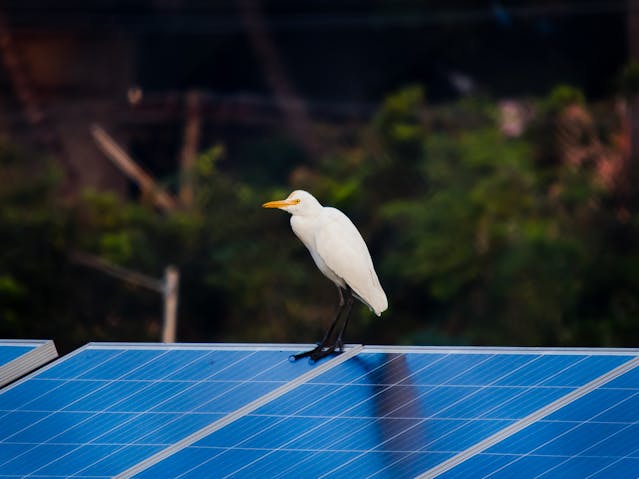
[1,349,179,477]
[483,389,639,478]
[312,354,555,479]
[415,354,639,479]
[114,344,365,479]
[0,340,58,388]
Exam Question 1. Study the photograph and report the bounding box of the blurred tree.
[1,84,638,352]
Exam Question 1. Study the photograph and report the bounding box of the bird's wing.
[314,208,387,315]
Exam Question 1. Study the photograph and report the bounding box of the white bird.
[263,190,387,361]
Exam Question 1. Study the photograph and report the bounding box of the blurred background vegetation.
[0,1,638,353]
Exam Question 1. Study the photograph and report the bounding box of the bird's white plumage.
[264,190,387,315]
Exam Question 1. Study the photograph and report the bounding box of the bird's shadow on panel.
[350,353,433,478]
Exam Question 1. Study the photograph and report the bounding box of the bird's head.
[262,190,322,216]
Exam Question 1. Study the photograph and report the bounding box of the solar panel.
[117,346,639,479]
[0,340,57,388]
[1,343,638,479]
[0,343,357,478]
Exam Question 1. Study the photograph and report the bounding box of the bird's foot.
[289,344,323,362]
[289,343,343,363]
[309,343,341,363]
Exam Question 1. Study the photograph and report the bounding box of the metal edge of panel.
[0,339,48,347]
[81,343,639,355]
[361,345,639,356]
[0,339,59,388]
[83,342,322,351]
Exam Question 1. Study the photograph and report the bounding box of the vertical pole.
[162,266,179,343]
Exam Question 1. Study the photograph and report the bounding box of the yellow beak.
[262,198,300,208]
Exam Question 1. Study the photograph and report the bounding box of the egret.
[262,190,387,361]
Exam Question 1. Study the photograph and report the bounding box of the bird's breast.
[290,215,346,288]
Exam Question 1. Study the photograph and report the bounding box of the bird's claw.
[309,344,342,363]
[290,343,343,363]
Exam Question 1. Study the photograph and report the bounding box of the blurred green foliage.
[1,84,638,352]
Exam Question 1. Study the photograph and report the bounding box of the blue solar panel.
[2,344,637,479]
[0,343,325,478]
[128,347,639,479]
[436,365,639,479]
[0,340,58,388]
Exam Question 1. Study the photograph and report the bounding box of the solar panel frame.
[0,339,58,388]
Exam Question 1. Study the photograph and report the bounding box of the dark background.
[0,0,638,353]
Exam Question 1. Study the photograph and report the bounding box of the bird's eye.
[293,199,301,204]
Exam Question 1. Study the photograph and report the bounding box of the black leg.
[291,286,348,362]
[334,288,354,351]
